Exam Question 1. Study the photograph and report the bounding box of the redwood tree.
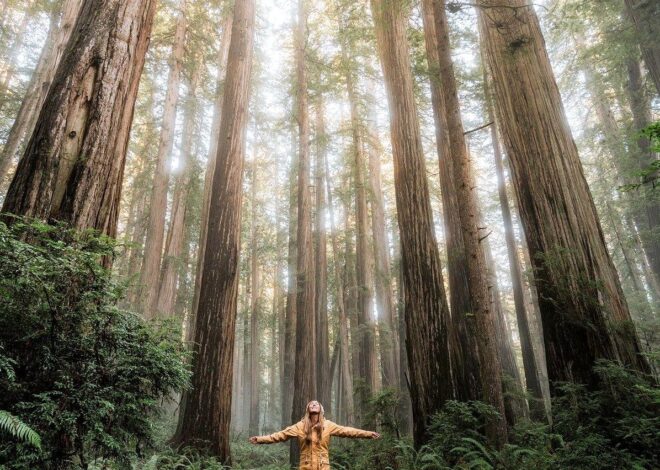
[420,0,481,404]
[370,0,454,447]
[425,0,508,443]
[624,0,660,95]
[172,0,256,461]
[314,99,331,411]
[0,0,82,184]
[290,0,316,464]
[477,0,651,391]
[139,0,187,317]
[2,0,158,238]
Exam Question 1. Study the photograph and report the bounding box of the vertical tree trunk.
[290,0,316,464]
[426,0,508,444]
[392,227,412,435]
[282,125,298,428]
[477,0,651,391]
[344,219,361,391]
[486,79,545,420]
[484,237,527,425]
[624,0,660,95]
[314,99,330,410]
[273,195,286,428]
[625,57,660,282]
[270,312,278,427]
[172,0,255,461]
[0,0,83,185]
[366,118,399,388]
[242,287,251,431]
[370,0,454,447]
[343,55,377,403]
[190,12,232,330]
[2,0,157,241]
[581,50,660,292]
[139,0,187,317]
[249,159,261,436]
[420,0,481,403]
[325,153,355,425]
[157,65,200,317]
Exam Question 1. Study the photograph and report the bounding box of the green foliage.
[140,446,229,470]
[0,219,191,469]
[327,362,658,470]
[618,121,660,192]
[0,410,41,450]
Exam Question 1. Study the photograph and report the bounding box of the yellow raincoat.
[255,419,373,470]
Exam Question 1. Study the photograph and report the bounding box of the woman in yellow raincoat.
[249,400,380,469]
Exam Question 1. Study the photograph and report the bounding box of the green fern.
[0,410,41,449]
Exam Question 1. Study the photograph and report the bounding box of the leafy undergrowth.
[1,219,657,469]
[0,219,191,469]
[144,361,658,469]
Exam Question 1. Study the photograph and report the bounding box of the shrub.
[0,219,191,469]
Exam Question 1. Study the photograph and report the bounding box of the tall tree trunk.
[282,124,298,428]
[344,221,361,393]
[0,0,82,185]
[370,0,454,448]
[484,237,527,425]
[190,12,232,333]
[366,118,399,388]
[157,64,200,318]
[172,0,255,461]
[274,195,286,428]
[242,287,251,431]
[325,153,355,425]
[426,0,508,444]
[2,0,157,241]
[484,69,545,420]
[393,227,412,434]
[290,0,316,464]
[314,99,330,411]
[477,0,651,391]
[581,50,660,291]
[343,54,377,404]
[139,0,187,317]
[624,0,660,95]
[625,56,660,283]
[420,0,481,403]
[249,159,261,436]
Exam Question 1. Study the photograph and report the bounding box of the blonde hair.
[301,401,325,443]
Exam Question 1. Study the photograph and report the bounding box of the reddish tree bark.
[0,0,82,185]
[366,118,399,389]
[342,49,377,403]
[290,0,316,465]
[325,152,355,425]
[420,0,480,403]
[314,99,331,411]
[370,0,454,447]
[157,65,200,317]
[2,0,157,241]
[477,0,651,390]
[172,0,255,461]
[139,0,187,317]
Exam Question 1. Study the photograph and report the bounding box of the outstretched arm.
[328,422,380,439]
[249,423,302,444]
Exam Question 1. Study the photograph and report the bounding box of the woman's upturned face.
[308,401,321,414]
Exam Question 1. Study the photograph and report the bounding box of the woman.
[249,400,380,469]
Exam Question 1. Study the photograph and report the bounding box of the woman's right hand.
[249,436,258,444]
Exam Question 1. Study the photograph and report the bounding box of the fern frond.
[0,410,41,449]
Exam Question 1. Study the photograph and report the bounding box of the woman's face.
[307,401,321,414]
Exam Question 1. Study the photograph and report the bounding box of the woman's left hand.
[370,432,380,439]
